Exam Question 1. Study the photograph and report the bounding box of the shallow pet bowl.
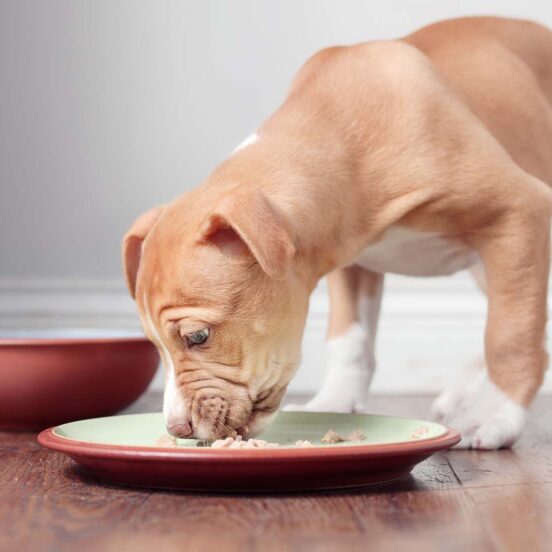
[0,329,159,431]
[39,411,460,492]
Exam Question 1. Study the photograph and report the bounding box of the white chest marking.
[354,226,478,276]
[233,133,258,154]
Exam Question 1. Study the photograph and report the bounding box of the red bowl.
[0,330,159,431]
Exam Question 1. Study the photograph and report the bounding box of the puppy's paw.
[285,324,373,414]
[430,385,463,422]
[283,370,371,414]
[284,363,372,413]
[431,373,527,450]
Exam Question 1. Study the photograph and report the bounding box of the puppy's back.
[405,16,552,183]
[405,16,552,101]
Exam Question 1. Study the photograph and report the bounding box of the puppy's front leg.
[302,266,384,413]
[436,200,550,449]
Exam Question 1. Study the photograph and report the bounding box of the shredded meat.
[346,429,366,442]
[156,434,178,447]
[321,429,345,444]
[156,428,366,449]
[321,429,366,443]
[210,435,279,449]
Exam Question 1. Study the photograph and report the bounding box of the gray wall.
[2,0,552,282]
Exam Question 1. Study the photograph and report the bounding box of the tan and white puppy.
[123,17,552,448]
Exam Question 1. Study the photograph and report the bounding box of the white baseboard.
[1,274,550,394]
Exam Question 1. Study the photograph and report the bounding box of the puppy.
[123,17,552,448]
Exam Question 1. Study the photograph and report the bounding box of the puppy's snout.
[166,420,193,438]
[198,395,228,420]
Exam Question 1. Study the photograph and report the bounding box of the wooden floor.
[2,393,551,552]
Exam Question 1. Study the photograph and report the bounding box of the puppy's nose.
[166,421,193,438]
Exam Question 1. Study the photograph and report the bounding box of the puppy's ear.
[197,189,295,279]
[122,206,165,299]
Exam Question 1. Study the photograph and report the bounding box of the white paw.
[283,365,370,413]
[283,392,367,414]
[284,323,373,414]
[431,372,527,450]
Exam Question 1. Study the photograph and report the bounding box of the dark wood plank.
[131,492,364,552]
[443,448,552,488]
[466,483,552,552]
[245,487,493,551]
[126,486,493,552]
[347,489,495,552]
[0,449,150,552]
[408,452,461,490]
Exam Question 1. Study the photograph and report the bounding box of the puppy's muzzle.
[166,418,193,438]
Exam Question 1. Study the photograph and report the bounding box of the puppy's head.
[123,186,309,440]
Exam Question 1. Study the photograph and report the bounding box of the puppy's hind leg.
[296,266,384,413]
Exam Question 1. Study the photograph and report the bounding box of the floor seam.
[442,453,463,486]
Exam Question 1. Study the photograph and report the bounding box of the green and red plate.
[38,411,459,492]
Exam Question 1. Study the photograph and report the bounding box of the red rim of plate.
[38,425,461,462]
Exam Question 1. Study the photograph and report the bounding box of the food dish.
[38,411,460,491]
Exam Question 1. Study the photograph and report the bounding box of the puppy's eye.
[186,328,210,347]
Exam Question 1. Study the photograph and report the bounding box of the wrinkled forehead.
[136,222,248,321]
